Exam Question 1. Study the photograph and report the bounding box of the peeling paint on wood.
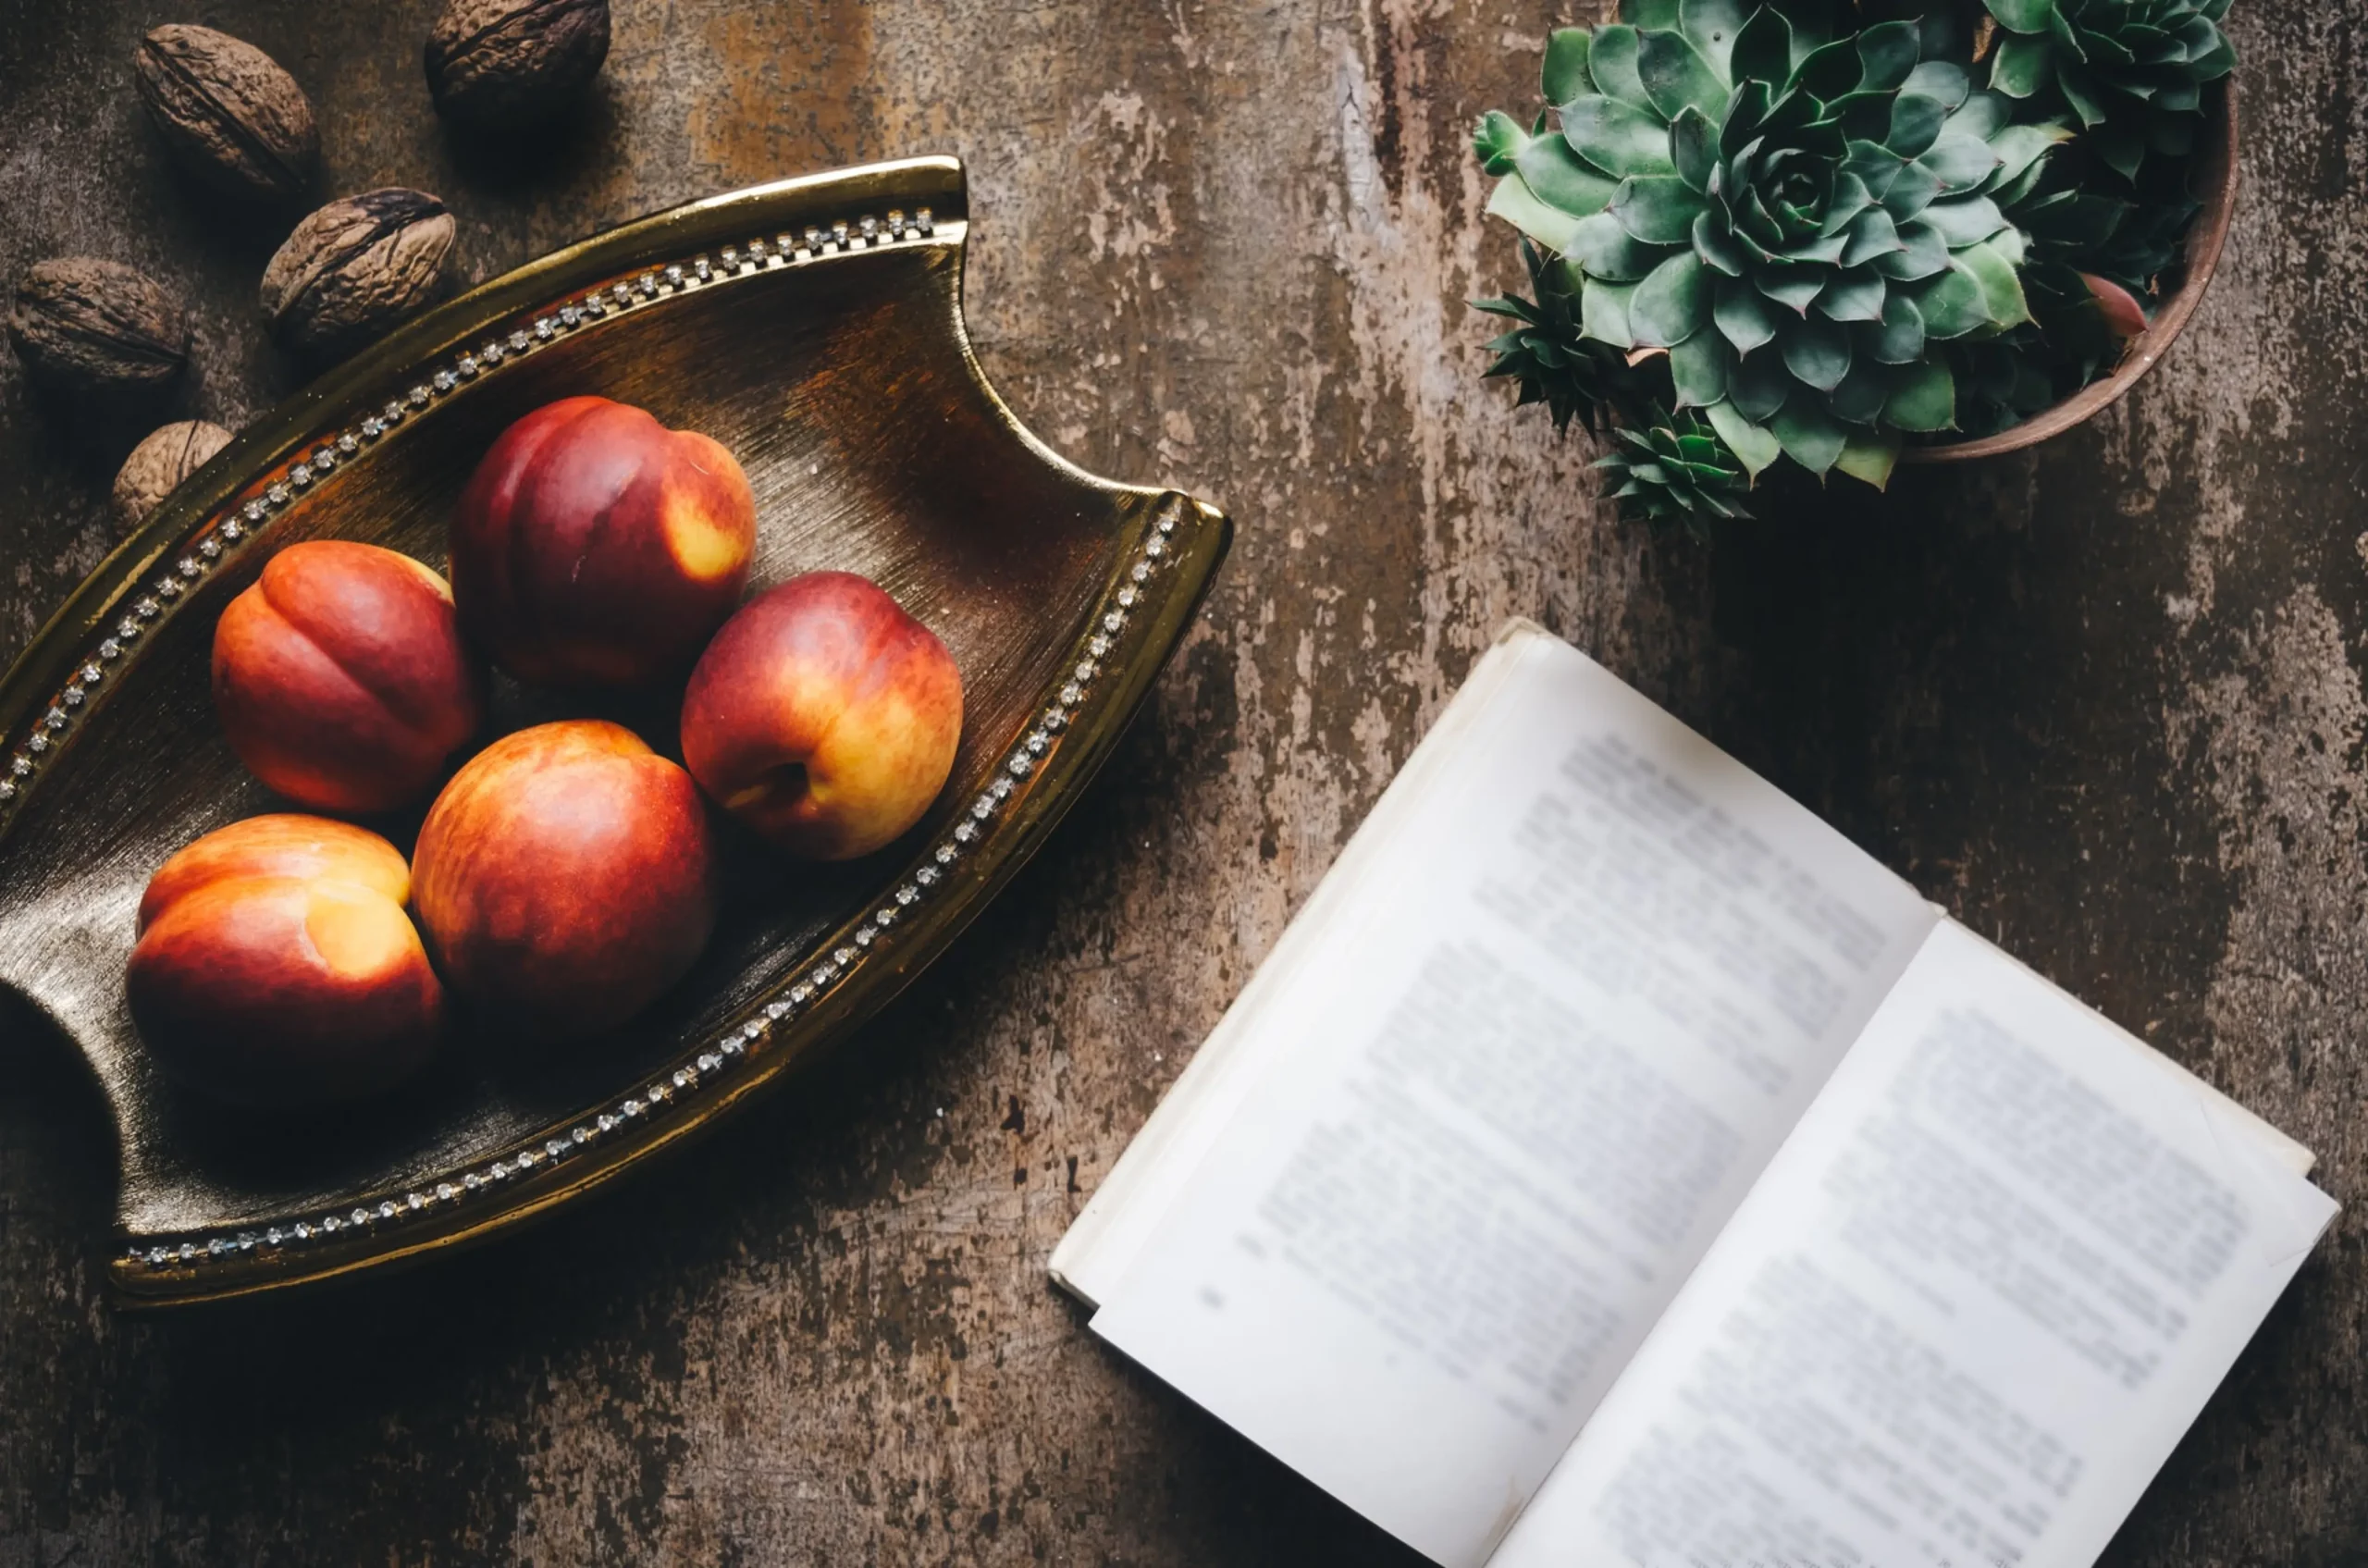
[4,2,2366,1563]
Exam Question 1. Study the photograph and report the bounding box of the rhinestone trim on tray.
[71,205,1180,1277]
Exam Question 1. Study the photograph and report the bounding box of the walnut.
[112,420,233,529]
[425,0,610,130]
[260,190,457,360]
[133,24,318,203]
[8,257,190,400]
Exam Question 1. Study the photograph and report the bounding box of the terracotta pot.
[1902,77,2239,464]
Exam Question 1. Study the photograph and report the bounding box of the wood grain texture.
[1,1,2362,1562]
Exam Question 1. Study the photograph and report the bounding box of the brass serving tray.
[0,156,1228,1306]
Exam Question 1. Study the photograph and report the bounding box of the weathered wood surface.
[1,1,2362,1562]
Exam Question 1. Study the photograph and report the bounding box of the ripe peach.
[212,540,486,814]
[127,815,444,1107]
[449,396,757,688]
[411,720,718,1040]
[680,572,963,861]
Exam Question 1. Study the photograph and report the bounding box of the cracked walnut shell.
[426,0,611,130]
[8,257,190,399]
[113,420,234,528]
[133,24,318,203]
[261,190,457,360]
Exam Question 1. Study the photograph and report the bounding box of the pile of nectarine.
[130,393,965,1109]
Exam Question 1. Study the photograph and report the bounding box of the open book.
[1052,621,2336,1568]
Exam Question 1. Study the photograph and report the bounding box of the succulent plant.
[1478,2,2071,489]
[1981,0,2234,184]
[2080,168,2200,296]
[1471,237,1640,438]
[1595,410,1753,531]
[1471,0,2237,523]
[1970,1,2214,306]
[1942,123,2165,434]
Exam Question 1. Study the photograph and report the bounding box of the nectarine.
[213,540,486,814]
[450,396,756,687]
[127,815,445,1106]
[681,572,963,861]
[411,720,718,1040]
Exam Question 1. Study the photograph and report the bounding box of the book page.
[1083,629,1942,1568]
[1490,921,2337,1568]
[1052,623,1539,1308]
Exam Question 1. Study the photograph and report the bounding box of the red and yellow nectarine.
[450,396,756,688]
[212,540,486,814]
[127,815,445,1106]
[411,720,718,1040]
[681,572,963,861]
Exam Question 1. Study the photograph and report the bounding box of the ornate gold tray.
[0,157,1228,1306]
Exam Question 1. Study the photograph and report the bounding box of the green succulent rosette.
[1982,0,2235,184]
[1942,83,2226,436]
[1596,409,1754,531]
[1471,237,1642,438]
[1477,0,2069,489]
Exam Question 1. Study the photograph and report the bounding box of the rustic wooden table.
[3,2,2361,1563]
